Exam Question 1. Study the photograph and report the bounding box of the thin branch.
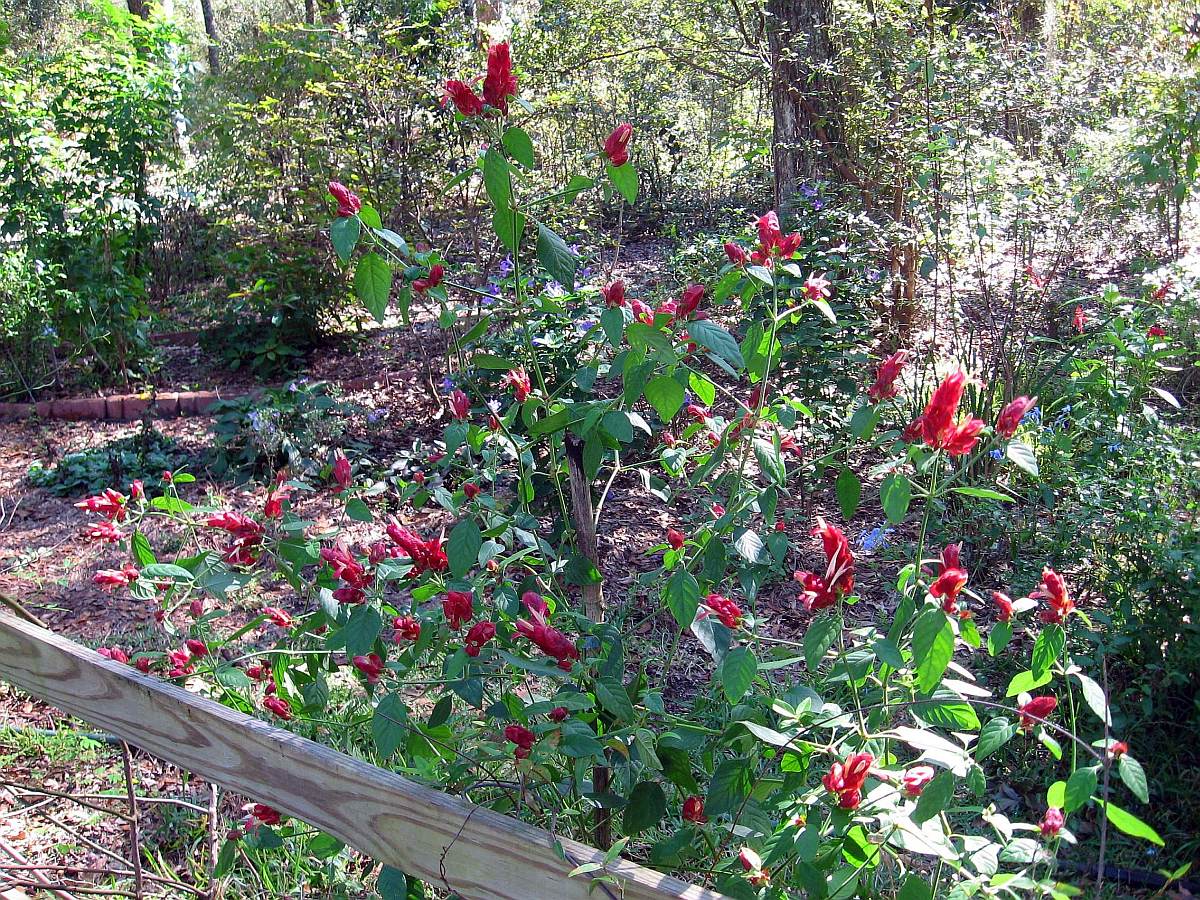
[120,742,145,899]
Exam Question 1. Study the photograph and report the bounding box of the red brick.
[53,398,106,420]
[155,393,182,417]
[179,391,221,415]
[0,403,32,419]
[121,396,153,420]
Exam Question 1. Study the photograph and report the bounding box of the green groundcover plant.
[78,43,1161,899]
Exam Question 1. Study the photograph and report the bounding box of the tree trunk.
[198,0,221,74]
[305,0,316,24]
[126,0,149,17]
[766,0,838,207]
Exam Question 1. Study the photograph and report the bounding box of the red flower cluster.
[867,350,909,403]
[794,518,855,612]
[352,653,386,684]
[666,528,685,550]
[724,242,747,266]
[603,123,632,167]
[751,211,801,266]
[702,593,744,629]
[1039,807,1065,838]
[328,181,361,218]
[207,511,266,566]
[549,706,569,722]
[1073,305,1087,333]
[738,848,770,887]
[414,263,443,295]
[822,752,873,809]
[320,544,373,605]
[464,620,496,656]
[905,371,984,456]
[992,591,1014,622]
[262,607,294,628]
[928,543,969,616]
[450,389,470,420]
[1031,567,1074,624]
[1147,324,1167,338]
[94,564,140,590]
[1018,695,1057,731]
[802,273,831,301]
[85,519,125,543]
[602,280,626,307]
[995,395,1036,439]
[443,590,474,631]
[386,522,448,575]
[76,488,127,522]
[443,42,517,116]
[504,723,535,759]
[505,367,532,402]
[167,646,196,678]
[263,696,292,720]
[393,615,421,643]
[902,765,936,797]
[515,591,578,670]
[98,646,129,664]
[682,796,707,824]
[332,451,352,491]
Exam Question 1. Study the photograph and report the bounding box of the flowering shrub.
[79,42,1163,897]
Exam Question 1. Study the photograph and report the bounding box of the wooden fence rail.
[0,614,727,900]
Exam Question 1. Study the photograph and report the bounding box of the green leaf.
[342,605,383,658]
[623,781,666,833]
[472,353,517,370]
[377,866,407,899]
[644,376,685,422]
[688,372,716,406]
[721,646,756,702]
[1097,799,1164,846]
[835,468,861,520]
[330,216,361,263]
[536,224,577,290]
[446,519,482,578]
[1073,672,1111,726]
[561,174,595,202]
[140,563,194,582]
[131,531,156,566]
[600,306,624,346]
[664,570,700,630]
[491,208,525,252]
[1065,768,1098,813]
[376,228,408,255]
[988,621,1012,657]
[482,147,512,212]
[502,126,535,168]
[951,486,1014,502]
[354,253,393,323]
[880,474,911,525]
[733,528,766,564]
[1007,440,1039,477]
[975,717,1016,760]
[688,319,744,370]
[912,608,954,694]
[1118,756,1149,803]
[372,693,407,758]
[357,204,382,229]
[345,497,373,523]
[897,874,933,900]
[915,694,981,731]
[602,409,634,443]
[804,613,841,670]
[753,439,786,485]
[913,771,955,824]
[1005,668,1052,697]
[706,757,752,817]
[1031,624,1065,678]
[625,322,673,353]
[849,404,878,440]
[607,162,638,204]
[596,677,634,722]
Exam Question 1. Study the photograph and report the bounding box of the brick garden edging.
[0,390,231,422]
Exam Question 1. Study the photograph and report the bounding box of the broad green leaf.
[706,757,752,817]
[492,208,525,252]
[912,607,954,694]
[754,439,786,485]
[733,528,767,564]
[1005,668,1053,696]
[482,147,512,211]
[502,126,536,168]
[975,717,1016,760]
[602,410,634,442]
[721,646,756,702]
[688,319,744,370]
[880,474,911,525]
[836,468,861,520]
[804,613,841,670]
[1118,755,1149,803]
[988,621,1012,657]
[342,605,383,658]
[330,216,361,263]
[689,372,716,406]
[377,867,407,900]
[446,518,482,578]
[1065,768,1097,813]
[537,224,577,290]
[644,376,685,422]
[472,353,517,370]
[1007,440,1039,477]
[372,693,407,758]
[607,162,638,203]
[951,487,1014,502]
[344,497,373,522]
[1097,799,1164,846]
[916,694,981,731]
[596,677,635,722]
[625,322,673,353]
[623,781,666,833]
[1073,672,1111,726]
[664,570,700,629]
[600,306,624,346]
[913,771,956,824]
[1031,624,1065,678]
[131,531,156,566]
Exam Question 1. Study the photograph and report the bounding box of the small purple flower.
[544,280,565,298]
[859,526,893,552]
[989,448,1004,460]
[683,390,693,406]
[1022,406,1042,425]
[441,376,455,392]
[368,409,385,423]
[867,269,883,283]
[568,243,581,256]
[799,183,817,198]
[811,197,825,210]
[498,256,514,277]
[576,319,597,334]
[579,266,593,279]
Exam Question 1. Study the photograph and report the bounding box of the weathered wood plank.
[0,615,727,900]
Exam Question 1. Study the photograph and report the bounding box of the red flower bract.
[702,593,744,629]
[76,488,127,522]
[505,367,532,402]
[1039,807,1065,838]
[992,591,1014,622]
[515,591,579,670]
[682,796,707,824]
[333,450,352,490]
[414,263,444,295]
[724,242,747,266]
[666,528,685,550]
[1018,695,1058,731]
[443,590,474,631]
[868,350,909,403]
[602,280,626,308]
[352,653,385,684]
[902,765,936,797]
[464,620,496,657]
[482,42,518,111]
[443,79,484,117]
[327,181,361,218]
[794,518,855,612]
[603,122,632,167]
[996,395,1037,439]
[393,615,421,642]
[504,723,535,758]
[386,522,448,575]
[450,388,470,420]
[1031,566,1074,624]
[906,371,985,456]
[822,752,873,809]
[263,696,292,720]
